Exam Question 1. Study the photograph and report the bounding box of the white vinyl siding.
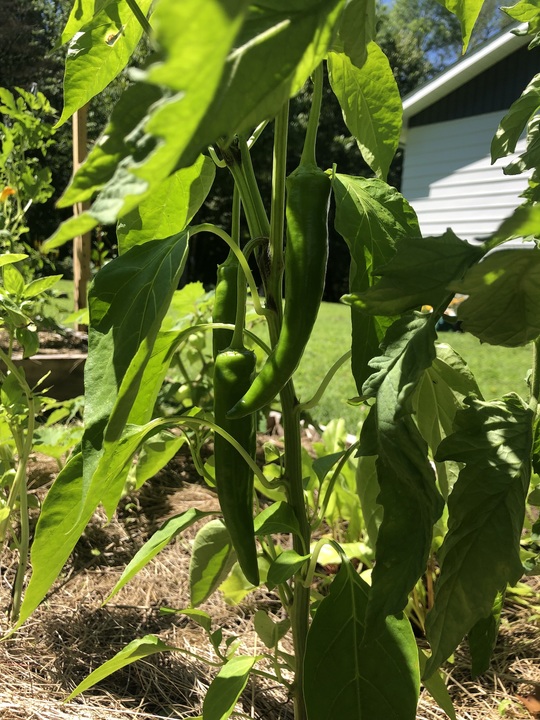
[401,111,529,240]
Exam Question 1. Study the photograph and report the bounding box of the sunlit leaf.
[491,73,540,161]
[190,520,236,607]
[304,560,419,720]
[425,395,533,676]
[66,635,178,701]
[253,502,302,537]
[454,248,540,347]
[328,43,401,179]
[335,0,376,68]
[202,655,258,720]
[267,550,310,586]
[436,0,484,52]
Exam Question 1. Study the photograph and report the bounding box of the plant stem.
[529,336,540,415]
[125,0,153,36]
[300,64,324,167]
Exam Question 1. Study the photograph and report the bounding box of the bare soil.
[0,448,539,720]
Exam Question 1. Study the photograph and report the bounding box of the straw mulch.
[0,451,539,720]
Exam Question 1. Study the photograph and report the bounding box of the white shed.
[400,25,539,241]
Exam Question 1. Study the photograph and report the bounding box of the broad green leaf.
[60,0,114,44]
[431,342,483,400]
[15,454,87,628]
[116,155,216,252]
[468,591,504,677]
[328,44,401,179]
[253,501,302,537]
[436,0,484,52]
[58,0,154,126]
[267,550,310,586]
[304,560,420,720]
[363,314,444,626]
[0,253,27,268]
[202,655,258,720]
[356,452,382,546]
[66,635,178,701]
[23,274,63,299]
[189,1,346,149]
[418,650,457,720]
[335,0,376,68]
[453,248,540,347]
[346,231,483,317]
[190,520,236,607]
[253,610,290,648]
[425,395,533,676]
[16,326,39,359]
[333,174,419,391]
[504,115,540,177]
[491,73,540,161]
[45,1,248,249]
[484,203,540,250]
[219,557,270,605]
[105,509,212,603]
[81,232,189,516]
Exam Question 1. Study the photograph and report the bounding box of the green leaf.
[484,204,540,252]
[328,43,401,179]
[312,450,346,483]
[356,452,382,546]
[133,430,186,489]
[190,519,236,607]
[116,155,215,252]
[169,608,213,633]
[335,0,376,68]
[105,509,212,603]
[425,395,533,676]
[3,263,25,297]
[16,326,39,359]
[60,0,114,44]
[58,0,154,126]
[253,610,290,648]
[333,174,419,391]
[503,0,540,44]
[468,591,504,678]
[0,253,27,268]
[66,635,178,701]
[453,248,540,347]
[491,73,540,162]
[363,314,444,626]
[267,550,310,586]
[346,231,483,317]
[23,274,63,299]
[418,650,457,720]
[202,655,258,720]
[253,501,302,537]
[15,454,88,629]
[304,560,420,720]
[436,0,484,52]
[81,232,189,515]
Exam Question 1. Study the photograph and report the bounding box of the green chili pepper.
[213,345,260,586]
[212,251,238,359]
[227,162,331,419]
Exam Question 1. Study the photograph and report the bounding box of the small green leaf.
[328,43,401,179]
[133,430,186,489]
[16,326,39,359]
[3,263,25,297]
[503,0,540,43]
[253,610,290,649]
[105,509,212,603]
[202,655,258,720]
[312,451,346,483]
[66,635,178,701]
[304,560,420,720]
[267,550,310,586]
[253,501,301,537]
[23,274,63,299]
[426,395,533,675]
[190,520,236,607]
[454,248,540,347]
[0,253,27,268]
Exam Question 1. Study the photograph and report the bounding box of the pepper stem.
[300,63,324,168]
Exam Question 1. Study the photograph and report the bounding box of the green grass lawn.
[294,302,533,435]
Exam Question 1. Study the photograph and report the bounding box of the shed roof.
[402,23,529,125]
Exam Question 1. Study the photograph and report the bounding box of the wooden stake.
[72,105,91,326]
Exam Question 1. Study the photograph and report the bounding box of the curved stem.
[126,0,153,36]
[300,63,324,167]
[247,120,269,149]
[190,224,268,318]
[208,145,227,168]
[298,350,352,412]
[303,537,345,588]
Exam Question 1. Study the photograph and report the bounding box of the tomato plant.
[6,1,540,719]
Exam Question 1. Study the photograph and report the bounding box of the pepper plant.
[8,1,540,719]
